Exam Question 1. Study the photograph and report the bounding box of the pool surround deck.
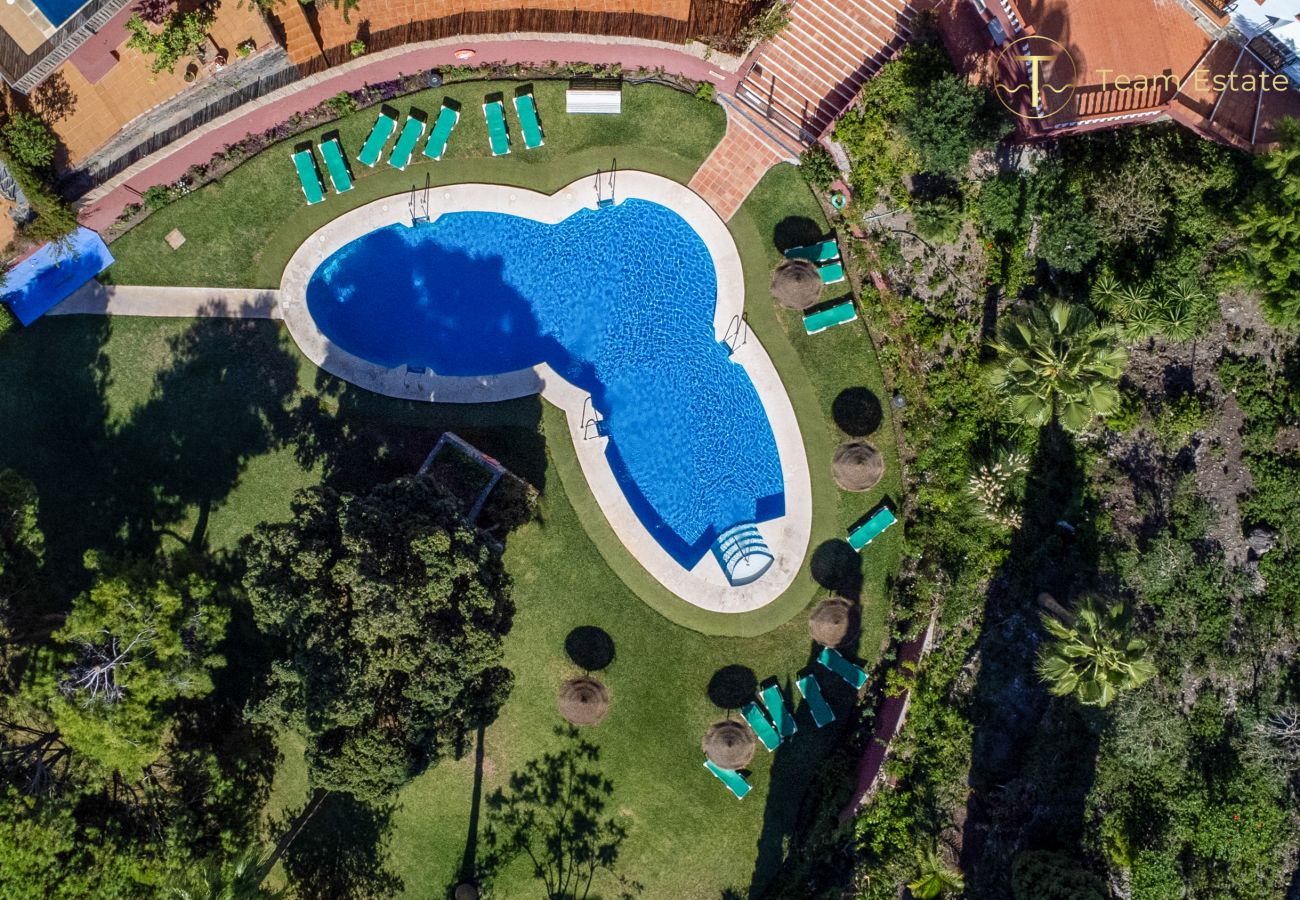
[277,170,812,613]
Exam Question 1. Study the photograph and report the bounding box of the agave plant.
[1036,597,1156,708]
[987,301,1129,432]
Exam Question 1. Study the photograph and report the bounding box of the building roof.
[3,227,113,325]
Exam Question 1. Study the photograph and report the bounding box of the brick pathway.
[689,98,797,221]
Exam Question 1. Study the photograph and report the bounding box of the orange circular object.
[454,49,476,60]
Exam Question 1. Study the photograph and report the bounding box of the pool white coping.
[278,171,811,613]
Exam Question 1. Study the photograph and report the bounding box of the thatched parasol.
[702,720,756,769]
[771,258,823,310]
[453,885,480,900]
[808,596,855,647]
[832,441,884,492]
[558,677,609,726]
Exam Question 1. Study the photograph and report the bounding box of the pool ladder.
[722,313,748,354]
[581,396,608,440]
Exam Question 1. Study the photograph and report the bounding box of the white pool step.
[713,522,775,586]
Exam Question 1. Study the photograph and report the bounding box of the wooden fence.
[293,0,758,74]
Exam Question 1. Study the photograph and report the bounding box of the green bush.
[0,303,16,338]
[348,39,366,57]
[799,144,837,192]
[125,10,213,75]
[2,112,56,170]
[325,91,357,117]
[693,81,715,103]
[900,73,1008,178]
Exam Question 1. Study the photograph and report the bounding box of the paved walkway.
[76,34,747,231]
[49,282,282,318]
[689,96,798,221]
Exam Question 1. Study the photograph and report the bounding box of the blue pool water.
[33,0,87,27]
[306,199,785,567]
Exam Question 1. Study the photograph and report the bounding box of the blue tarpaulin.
[3,227,113,326]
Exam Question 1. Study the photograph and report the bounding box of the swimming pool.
[305,199,785,569]
[33,0,88,27]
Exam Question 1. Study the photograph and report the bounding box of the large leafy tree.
[901,72,1007,178]
[25,557,227,781]
[987,301,1128,432]
[1241,116,1300,327]
[244,475,514,800]
[1036,597,1155,708]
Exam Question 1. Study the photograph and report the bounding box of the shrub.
[900,73,1008,178]
[125,10,214,75]
[0,304,15,338]
[2,113,57,170]
[693,81,715,103]
[141,184,173,209]
[737,0,791,47]
[325,91,357,117]
[349,39,366,58]
[235,39,256,57]
[799,144,838,192]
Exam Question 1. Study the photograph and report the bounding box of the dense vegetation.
[807,17,1300,900]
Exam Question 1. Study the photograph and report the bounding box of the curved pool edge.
[278,171,812,614]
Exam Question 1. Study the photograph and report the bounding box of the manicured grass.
[105,81,726,289]
[0,100,904,897]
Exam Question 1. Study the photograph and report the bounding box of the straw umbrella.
[832,441,884,492]
[771,258,823,310]
[557,677,609,726]
[702,720,756,769]
[809,596,855,647]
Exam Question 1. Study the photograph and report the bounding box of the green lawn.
[0,94,905,897]
[106,81,726,288]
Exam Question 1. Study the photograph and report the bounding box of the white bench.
[566,89,622,114]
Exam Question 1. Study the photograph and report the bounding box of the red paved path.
[78,39,748,231]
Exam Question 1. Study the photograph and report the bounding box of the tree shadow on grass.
[565,625,615,672]
[773,216,825,254]
[810,539,864,601]
[280,792,404,899]
[477,726,639,900]
[832,387,883,437]
[0,316,112,603]
[111,318,300,553]
[707,664,758,710]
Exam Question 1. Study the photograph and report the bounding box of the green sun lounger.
[784,239,840,263]
[358,110,397,167]
[704,760,751,799]
[514,90,544,149]
[484,98,510,156]
[819,261,847,285]
[803,300,857,335]
[818,647,868,691]
[848,506,896,552]
[423,104,459,161]
[292,148,324,205]
[319,138,352,193]
[388,115,425,171]
[741,701,781,751]
[760,684,798,738]
[797,673,836,728]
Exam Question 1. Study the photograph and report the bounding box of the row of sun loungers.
[787,238,854,336]
[294,91,545,203]
[708,650,871,798]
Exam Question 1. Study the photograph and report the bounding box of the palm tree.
[1036,597,1156,708]
[168,842,284,900]
[987,300,1129,432]
[908,848,965,898]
